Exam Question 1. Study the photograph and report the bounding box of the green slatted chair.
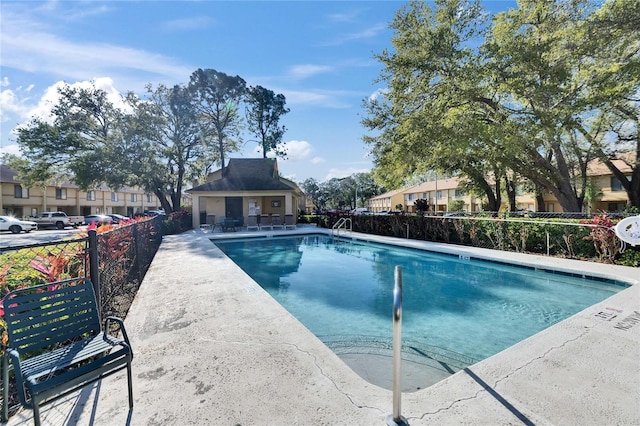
[1,278,133,426]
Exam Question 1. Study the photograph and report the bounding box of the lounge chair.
[284,214,297,230]
[246,215,259,231]
[271,214,284,230]
[259,214,273,230]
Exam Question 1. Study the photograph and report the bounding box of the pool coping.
[8,225,639,425]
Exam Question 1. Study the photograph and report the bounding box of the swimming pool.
[214,234,626,385]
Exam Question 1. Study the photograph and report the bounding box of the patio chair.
[284,214,297,230]
[246,215,259,231]
[271,214,284,230]
[235,216,245,229]
[222,217,236,232]
[259,214,273,230]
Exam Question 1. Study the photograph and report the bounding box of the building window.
[86,191,96,201]
[611,177,625,191]
[14,185,29,198]
[407,194,415,201]
[436,191,442,200]
[146,194,153,203]
[111,192,119,202]
[55,188,67,200]
[455,189,465,198]
[608,203,626,212]
[131,194,138,202]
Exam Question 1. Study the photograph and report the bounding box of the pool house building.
[188,158,303,229]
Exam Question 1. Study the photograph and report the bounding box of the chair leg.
[2,355,9,422]
[127,362,134,408]
[33,401,41,426]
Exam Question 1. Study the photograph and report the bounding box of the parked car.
[0,216,38,233]
[84,215,114,226]
[67,215,85,226]
[444,212,470,217]
[108,214,129,224]
[143,210,166,216]
[30,212,72,229]
[350,208,370,215]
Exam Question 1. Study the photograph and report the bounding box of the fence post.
[88,229,101,320]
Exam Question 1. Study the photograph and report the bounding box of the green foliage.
[328,215,629,263]
[162,210,193,235]
[448,199,465,212]
[188,68,246,171]
[414,198,429,215]
[363,0,639,210]
[617,247,640,267]
[245,85,289,159]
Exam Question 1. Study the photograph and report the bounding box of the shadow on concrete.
[464,368,535,426]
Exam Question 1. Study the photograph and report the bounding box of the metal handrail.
[331,217,352,237]
[386,266,408,426]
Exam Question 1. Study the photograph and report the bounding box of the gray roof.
[189,158,295,192]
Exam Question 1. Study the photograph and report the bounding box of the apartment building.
[399,176,484,214]
[368,188,405,213]
[367,157,634,214]
[0,164,180,218]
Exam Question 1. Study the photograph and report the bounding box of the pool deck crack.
[409,324,595,423]
[198,336,385,415]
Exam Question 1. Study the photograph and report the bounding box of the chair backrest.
[2,278,101,356]
[235,216,244,226]
[247,215,258,226]
[285,214,295,225]
[260,214,271,225]
[272,214,281,225]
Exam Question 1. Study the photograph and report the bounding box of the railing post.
[387,266,409,426]
[88,229,101,320]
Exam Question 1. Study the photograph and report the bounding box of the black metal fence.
[0,216,163,417]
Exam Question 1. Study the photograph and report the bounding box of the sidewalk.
[7,228,639,425]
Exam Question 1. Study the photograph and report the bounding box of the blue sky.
[1,0,517,184]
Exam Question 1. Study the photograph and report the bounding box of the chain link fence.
[0,215,163,419]
[323,212,639,266]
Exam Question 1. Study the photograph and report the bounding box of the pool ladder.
[331,217,352,237]
[387,266,409,426]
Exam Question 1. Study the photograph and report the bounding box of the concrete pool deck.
[7,225,639,425]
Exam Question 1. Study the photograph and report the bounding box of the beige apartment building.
[367,157,634,214]
[0,164,181,218]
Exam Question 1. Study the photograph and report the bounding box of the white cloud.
[283,89,352,109]
[324,22,388,46]
[1,10,193,90]
[288,64,334,80]
[310,157,325,164]
[368,88,388,102]
[324,166,370,181]
[326,10,361,23]
[163,16,213,31]
[1,77,9,87]
[0,143,21,157]
[282,140,314,161]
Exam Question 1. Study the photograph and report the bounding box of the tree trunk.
[526,146,583,212]
[505,175,517,211]
[603,152,640,209]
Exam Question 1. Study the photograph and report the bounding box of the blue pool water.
[214,234,625,369]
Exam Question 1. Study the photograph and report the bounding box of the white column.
[285,193,293,215]
[192,195,200,228]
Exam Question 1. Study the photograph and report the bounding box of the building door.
[225,197,243,218]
